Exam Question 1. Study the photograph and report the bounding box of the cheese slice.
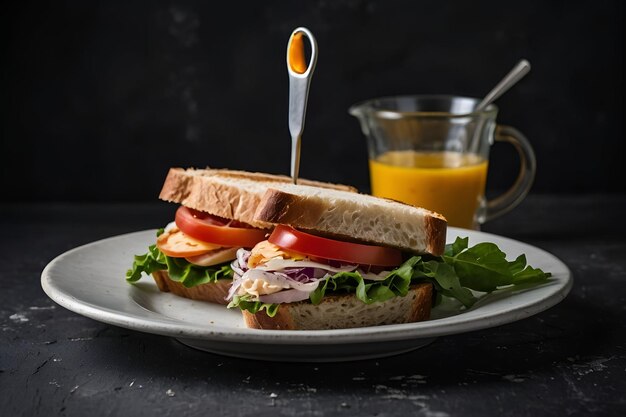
[185,247,238,267]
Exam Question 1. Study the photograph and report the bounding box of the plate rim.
[41,228,572,345]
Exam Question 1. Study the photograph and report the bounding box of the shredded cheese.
[237,278,285,298]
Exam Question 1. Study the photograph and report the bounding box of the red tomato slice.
[175,206,268,248]
[156,228,222,258]
[268,225,402,267]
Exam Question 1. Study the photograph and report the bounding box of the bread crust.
[152,270,231,305]
[253,189,325,226]
[158,168,357,228]
[254,188,447,255]
[241,283,433,330]
[242,305,296,330]
[425,215,447,256]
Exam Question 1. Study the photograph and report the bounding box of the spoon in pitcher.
[475,59,531,112]
[287,27,318,184]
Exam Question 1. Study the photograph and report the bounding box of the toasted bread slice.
[152,270,231,305]
[254,185,447,256]
[152,168,357,304]
[242,283,433,330]
[159,168,357,228]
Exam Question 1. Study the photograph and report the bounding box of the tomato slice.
[268,225,402,267]
[156,228,222,257]
[175,206,268,248]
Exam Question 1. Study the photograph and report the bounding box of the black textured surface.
[1,1,623,200]
[1,195,625,416]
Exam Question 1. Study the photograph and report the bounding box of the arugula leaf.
[126,232,233,288]
[444,236,469,257]
[418,260,477,307]
[448,242,516,292]
[441,238,551,293]
[511,261,552,286]
[228,295,279,317]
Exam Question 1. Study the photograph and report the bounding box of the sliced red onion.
[230,248,250,276]
[281,268,316,282]
[231,259,245,276]
[226,271,246,301]
[231,263,245,277]
[236,248,250,270]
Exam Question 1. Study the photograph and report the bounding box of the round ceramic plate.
[41,228,572,362]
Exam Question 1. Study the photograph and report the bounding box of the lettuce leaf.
[414,259,478,308]
[228,295,279,317]
[126,243,168,282]
[126,231,234,288]
[133,232,551,318]
[310,256,415,305]
[441,238,552,294]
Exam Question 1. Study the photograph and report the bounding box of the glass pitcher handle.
[485,125,537,222]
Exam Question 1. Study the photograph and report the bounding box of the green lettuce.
[227,295,280,317]
[441,236,552,295]
[310,257,415,305]
[126,230,233,288]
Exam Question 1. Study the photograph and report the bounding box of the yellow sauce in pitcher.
[369,151,488,229]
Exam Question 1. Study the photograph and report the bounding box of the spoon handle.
[476,59,531,111]
[287,27,318,184]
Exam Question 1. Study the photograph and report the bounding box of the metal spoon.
[475,59,531,112]
[287,27,318,184]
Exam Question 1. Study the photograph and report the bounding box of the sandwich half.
[227,184,448,329]
[127,168,356,304]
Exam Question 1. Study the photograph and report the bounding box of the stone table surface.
[1,195,625,417]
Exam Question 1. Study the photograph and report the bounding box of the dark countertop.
[1,195,625,417]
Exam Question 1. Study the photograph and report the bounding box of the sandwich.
[227,184,446,329]
[227,184,552,330]
[126,168,356,304]
[128,168,551,330]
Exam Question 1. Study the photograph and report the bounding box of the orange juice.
[369,151,488,229]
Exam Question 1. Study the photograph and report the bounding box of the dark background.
[2,4,625,415]
[1,0,623,202]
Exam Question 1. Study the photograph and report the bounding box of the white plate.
[41,228,572,362]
